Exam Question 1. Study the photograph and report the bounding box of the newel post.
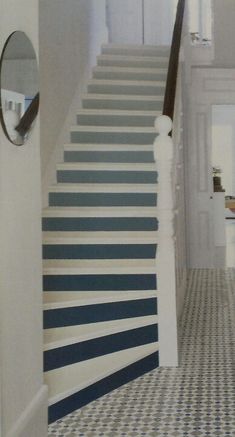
[154,115,178,367]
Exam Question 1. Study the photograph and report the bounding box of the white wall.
[213,0,235,67]
[0,1,47,436]
[39,0,108,205]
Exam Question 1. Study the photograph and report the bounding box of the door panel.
[106,0,143,44]
[106,0,175,45]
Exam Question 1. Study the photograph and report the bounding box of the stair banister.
[15,92,39,139]
[163,0,186,121]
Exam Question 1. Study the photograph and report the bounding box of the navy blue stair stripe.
[76,114,156,127]
[70,131,156,144]
[44,324,158,372]
[42,217,158,232]
[57,170,157,184]
[49,192,157,207]
[43,244,157,260]
[44,298,157,329]
[83,99,163,111]
[48,351,159,423]
[43,273,157,292]
[64,151,154,163]
[87,84,165,96]
[93,72,167,81]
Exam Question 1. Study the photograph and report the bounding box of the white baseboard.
[6,385,48,437]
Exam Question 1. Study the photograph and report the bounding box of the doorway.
[211,105,235,267]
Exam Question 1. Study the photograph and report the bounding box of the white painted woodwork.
[185,68,235,267]
[154,116,178,367]
[213,193,226,248]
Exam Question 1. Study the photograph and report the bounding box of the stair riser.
[97,59,168,68]
[42,217,158,232]
[93,71,167,81]
[43,244,157,260]
[87,83,165,96]
[101,47,169,57]
[64,151,154,163]
[48,351,159,423]
[82,98,163,111]
[48,193,157,207]
[77,113,157,127]
[44,324,158,372]
[70,131,156,144]
[43,274,157,291]
[44,298,157,329]
[57,170,157,184]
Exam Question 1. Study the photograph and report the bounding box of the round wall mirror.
[0,31,39,146]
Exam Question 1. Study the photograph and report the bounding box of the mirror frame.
[0,31,39,146]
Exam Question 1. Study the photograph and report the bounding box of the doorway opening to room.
[212,105,235,267]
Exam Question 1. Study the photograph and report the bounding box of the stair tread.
[42,206,158,217]
[49,183,157,193]
[70,125,156,132]
[57,162,157,171]
[88,79,165,86]
[98,54,169,62]
[82,93,163,101]
[77,108,160,116]
[43,233,158,244]
[101,43,170,50]
[44,316,158,350]
[44,290,158,309]
[64,144,154,151]
[93,66,167,73]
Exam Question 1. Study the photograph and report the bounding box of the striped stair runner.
[42,43,169,423]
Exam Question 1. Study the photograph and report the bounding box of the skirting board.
[6,385,48,437]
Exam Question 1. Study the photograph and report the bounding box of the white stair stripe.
[70,125,156,133]
[82,93,164,102]
[49,183,157,193]
[43,231,158,240]
[43,290,158,310]
[64,144,154,152]
[76,108,160,117]
[93,66,167,74]
[44,315,158,350]
[57,162,157,171]
[87,79,165,87]
[42,206,158,218]
[43,258,157,276]
[97,54,169,63]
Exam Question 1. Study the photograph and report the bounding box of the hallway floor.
[48,269,235,436]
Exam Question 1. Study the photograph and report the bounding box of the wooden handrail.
[163,0,185,121]
[15,92,39,137]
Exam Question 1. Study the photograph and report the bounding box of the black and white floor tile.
[48,269,235,436]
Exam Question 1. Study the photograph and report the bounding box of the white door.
[106,0,143,45]
[144,0,176,45]
[106,0,176,45]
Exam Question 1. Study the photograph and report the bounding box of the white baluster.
[154,115,178,367]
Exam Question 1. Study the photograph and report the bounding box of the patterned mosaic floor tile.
[48,269,235,436]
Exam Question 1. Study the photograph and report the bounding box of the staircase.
[42,44,170,423]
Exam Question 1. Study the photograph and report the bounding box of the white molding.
[6,385,48,437]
